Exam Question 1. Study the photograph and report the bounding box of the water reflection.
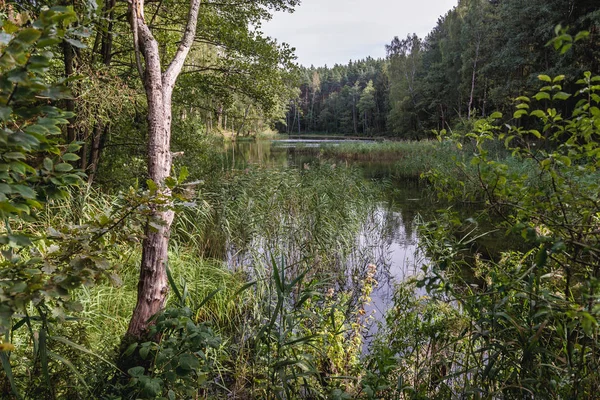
[222,139,433,335]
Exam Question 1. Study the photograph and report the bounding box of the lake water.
[221,138,441,341]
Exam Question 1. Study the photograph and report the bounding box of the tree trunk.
[87,124,106,185]
[236,105,251,137]
[127,0,202,339]
[467,37,481,120]
[297,103,301,134]
[101,0,116,65]
[217,103,223,130]
[352,98,357,134]
[63,40,76,143]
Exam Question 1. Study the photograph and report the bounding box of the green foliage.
[362,280,464,398]
[0,10,151,398]
[115,306,221,399]
[0,5,84,341]
[393,68,600,398]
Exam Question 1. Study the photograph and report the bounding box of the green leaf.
[147,179,158,192]
[3,152,25,161]
[8,235,32,247]
[64,38,86,49]
[139,345,150,360]
[178,166,189,183]
[178,353,200,372]
[553,92,571,101]
[538,75,552,83]
[534,92,551,101]
[123,343,138,357]
[43,158,53,171]
[128,366,145,378]
[0,107,11,122]
[575,31,590,42]
[15,28,41,45]
[11,185,36,199]
[61,153,80,162]
[54,163,73,172]
[513,110,528,119]
[0,352,21,399]
[528,130,542,139]
[490,112,502,119]
[529,110,546,119]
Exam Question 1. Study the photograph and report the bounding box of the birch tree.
[126,0,202,338]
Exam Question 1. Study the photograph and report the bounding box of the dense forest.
[284,0,600,137]
[1,0,600,399]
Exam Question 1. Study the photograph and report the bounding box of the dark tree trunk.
[63,40,76,143]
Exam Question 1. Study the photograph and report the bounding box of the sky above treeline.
[261,0,458,67]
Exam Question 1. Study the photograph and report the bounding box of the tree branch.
[163,0,202,88]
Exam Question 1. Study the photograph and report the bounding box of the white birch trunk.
[127,0,202,338]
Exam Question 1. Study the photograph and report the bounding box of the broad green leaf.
[0,107,11,121]
[3,152,25,160]
[553,92,571,101]
[538,75,552,83]
[11,185,35,199]
[528,130,542,139]
[513,110,528,119]
[64,38,86,49]
[529,110,546,118]
[43,158,53,171]
[177,353,200,371]
[54,163,73,172]
[575,31,590,42]
[534,92,551,101]
[61,153,80,162]
[15,28,41,45]
[128,366,145,378]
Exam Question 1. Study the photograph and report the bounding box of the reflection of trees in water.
[225,193,426,306]
[221,141,432,328]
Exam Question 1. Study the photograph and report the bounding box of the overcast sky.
[261,0,457,67]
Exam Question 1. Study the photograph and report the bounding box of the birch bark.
[127,0,202,338]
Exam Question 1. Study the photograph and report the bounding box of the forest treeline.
[283,0,600,137]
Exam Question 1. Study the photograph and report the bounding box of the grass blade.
[39,329,51,391]
[166,263,183,305]
[47,350,91,394]
[50,336,121,372]
[0,351,21,399]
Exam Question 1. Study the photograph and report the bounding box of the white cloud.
[261,0,457,66]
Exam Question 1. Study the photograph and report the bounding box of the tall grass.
[0,160,386,398]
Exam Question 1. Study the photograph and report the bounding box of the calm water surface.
[220,139,440,338]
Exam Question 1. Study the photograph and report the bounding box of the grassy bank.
[3,164,381,399]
